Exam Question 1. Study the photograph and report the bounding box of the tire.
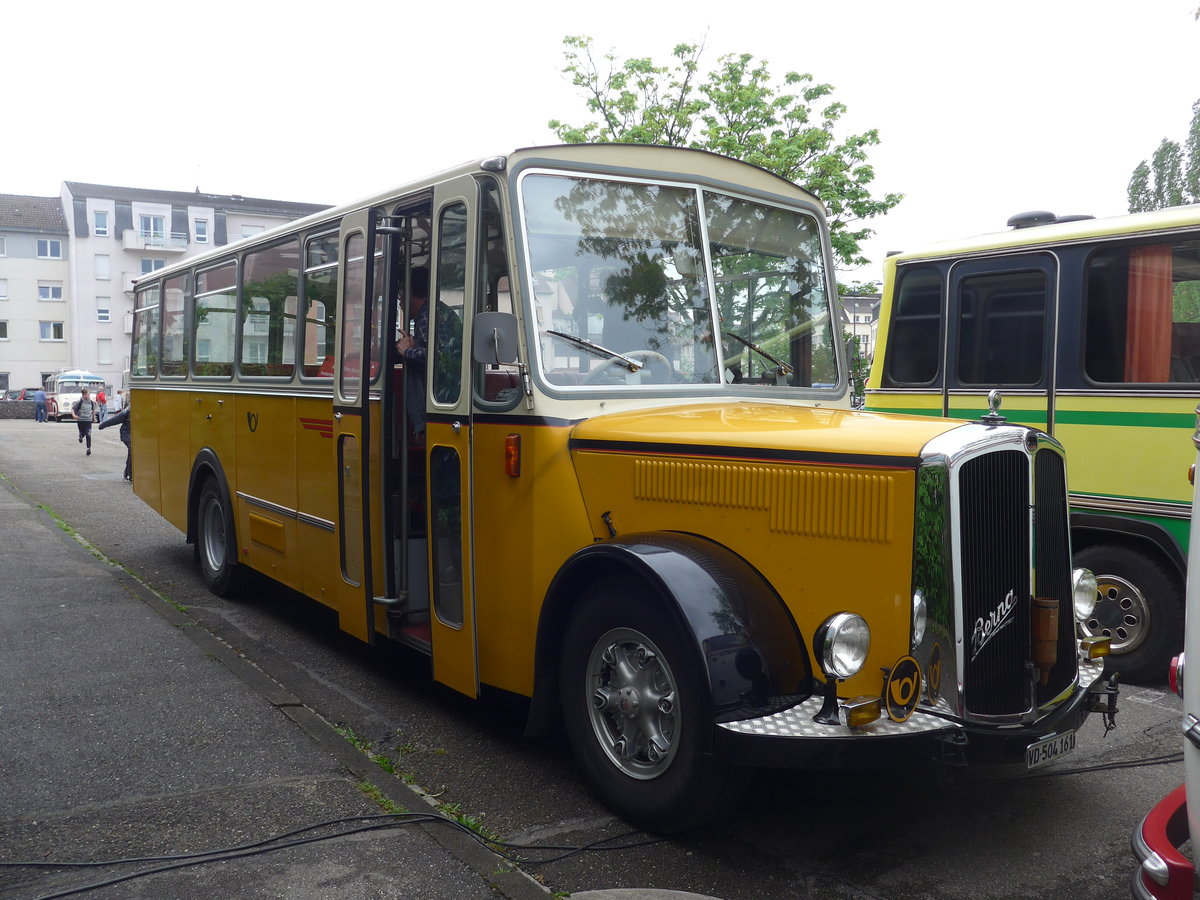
[197,478,241,596]
[559,581,751,832]
[1074,544,1183,683]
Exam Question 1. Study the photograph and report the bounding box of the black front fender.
[530,532,813,737]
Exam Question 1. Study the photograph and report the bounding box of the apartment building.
[60,183,327,392]
[0,195,71,394]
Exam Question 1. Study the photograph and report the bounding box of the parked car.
[10,388,41,401]
[1130,410,1200,898]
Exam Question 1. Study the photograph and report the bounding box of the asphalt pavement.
[0,429,718,900]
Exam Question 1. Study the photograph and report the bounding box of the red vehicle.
[1131,415,1200,899]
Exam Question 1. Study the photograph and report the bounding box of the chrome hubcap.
[585,627,678,779]
[1081,573,1149,654]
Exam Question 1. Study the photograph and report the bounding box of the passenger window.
[160,274,188,377]
[432,203,467,405]
[1085,240,1200,384]
[884,265,942,386]
[956,269,1047,386]
[194,262,237,377]
[303,232,339,379]
[241,239,299,378]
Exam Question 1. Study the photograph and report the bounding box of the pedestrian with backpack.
[72,388,98,456]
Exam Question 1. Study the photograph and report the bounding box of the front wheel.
[1074,544,1183,683]
[197,479,242,596]
[559,582,750,832]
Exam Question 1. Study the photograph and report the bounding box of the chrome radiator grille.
[958,445,1074,718]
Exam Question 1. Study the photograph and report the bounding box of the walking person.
[72,388,99,456]
[33,387,47,423]
[99,400,131,481]
[96,388,107,423]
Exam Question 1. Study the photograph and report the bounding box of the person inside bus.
[395,267,431,440]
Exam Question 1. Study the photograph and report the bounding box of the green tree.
[1128,100,1200,211]
[549,36,903,269]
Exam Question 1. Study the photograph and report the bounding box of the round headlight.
[1072,567,1097,621]
[912,589,928,648]
[817,612,871,679]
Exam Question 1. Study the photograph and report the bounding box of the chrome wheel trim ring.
[1081,573,1149,654]
[201,496,226,577]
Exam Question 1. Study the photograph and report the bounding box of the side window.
[339,232,367,402]
[194,261,237,377]
[883,265,943,386]
[160,273,188,376]
[241,239,299,378]
[132,286,161,377]
[473,177,521,410]
[432,203,467,405]
[303,231,339,378]
[1085,240,1200,384]
[956,269,1047,386]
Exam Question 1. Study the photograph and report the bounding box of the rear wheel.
[559,581,750,832]
[1074,544,1183,683]
[197,479,241,596]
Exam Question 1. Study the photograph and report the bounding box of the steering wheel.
[585,350,672,384]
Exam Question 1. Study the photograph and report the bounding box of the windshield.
[519,171,838,391]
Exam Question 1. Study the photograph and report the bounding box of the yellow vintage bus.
[128,145,1116,831]
[867,206,1200,682]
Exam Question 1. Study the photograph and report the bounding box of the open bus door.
[332,208,383,643]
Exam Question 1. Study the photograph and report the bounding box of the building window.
[97,297,111,323]
[38,281,64,301]
[241,225,266,239]
[39,321,65,341]
[37,239,62,259]
[195,219,209,243]
[95,254,110,279]
[94,210,109,236]
[0,236,6,256]
[139,215,165,239]
[0,321,7,340]
[0,278,7,300]
[141,258,165,275]
[97,338,113,366]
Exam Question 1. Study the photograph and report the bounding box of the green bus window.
[1086,241,1200,384]
[957,270,1046,386]
[884,266,942,386]
[241,239,299,378]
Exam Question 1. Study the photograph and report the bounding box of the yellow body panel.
[568,403,948,696]
[470,421,594,696]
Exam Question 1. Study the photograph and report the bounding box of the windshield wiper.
[545,330,643,372]
[724,331,794,385]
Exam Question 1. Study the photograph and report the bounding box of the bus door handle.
[334,411,342,421]
[452,421,462,434]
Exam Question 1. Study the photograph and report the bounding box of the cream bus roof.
[890,204,1200,264]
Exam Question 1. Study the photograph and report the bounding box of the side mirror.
[472,311,520,365]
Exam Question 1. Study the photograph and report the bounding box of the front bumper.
[1131,784,1194,900]
[714,659,1115,770]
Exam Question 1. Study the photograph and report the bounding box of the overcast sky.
[5,0,1198,283]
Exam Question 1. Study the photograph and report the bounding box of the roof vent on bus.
[1007,211,1057,229]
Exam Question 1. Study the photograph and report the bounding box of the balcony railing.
[122,229,189,252]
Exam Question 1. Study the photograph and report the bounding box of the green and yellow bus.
[868,205,1200,681]
[128,145,1115,830]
